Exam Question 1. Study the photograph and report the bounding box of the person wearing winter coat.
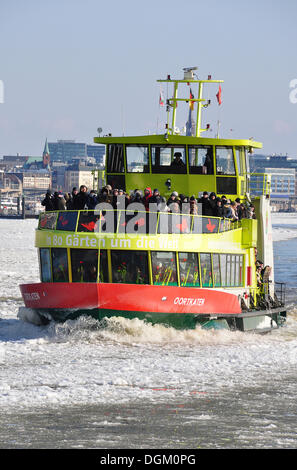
[41,191,55,211]
[73,185,89,210]
[86,190,99,210]
[52,192,66,210]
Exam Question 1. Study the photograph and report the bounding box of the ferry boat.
[19,67,287,332]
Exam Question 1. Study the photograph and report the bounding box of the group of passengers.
[42,185,256,221]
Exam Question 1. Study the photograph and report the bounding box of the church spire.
[43,138,50,167]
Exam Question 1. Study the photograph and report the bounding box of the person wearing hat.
[208,192,217,215]
[198,191,213,216]
[41,190,54,212]
[143,187,152,210]
[73,185,89,210]
[167,191,179,207]
[150,189,162,206]
[213,197,224,218]
[190,196,198,215]
[170,152,186,171]
[52,191,66,210]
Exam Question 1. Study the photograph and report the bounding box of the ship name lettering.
[174,297,205,306]
[24,292,40,301]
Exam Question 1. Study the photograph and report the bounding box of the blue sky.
[0,0,297,157]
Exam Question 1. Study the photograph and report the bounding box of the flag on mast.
[216,85,222,105]
[159,87,164,107]
[189,88,194,110]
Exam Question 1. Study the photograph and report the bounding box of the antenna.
[183,67,198,80]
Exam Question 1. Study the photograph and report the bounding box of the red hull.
[19,282,242,315]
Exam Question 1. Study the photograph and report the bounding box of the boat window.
[151,251,178,286]
[99,250,108,282]
[244,147,250,174]
[107,144,125,173]
[200,253,213,287]
[126,145,149,173]
[216,147,236,175]
[234,255,243,286]
[188,146,214,174]
[40,248,52,282]
[71,249,98,282]
[56,211,78,231]
[226,254,231,286]
[178,252,200,287]
[216,176,237,195]
[220,254,227,286]
[212,254,221,287]
[151,145,186,174]
[235,147,245,176]
[39,212,57,230]
[231,255,236,286]
[216,253,244,287]
[77,212,102,233]
[111,250,149,284]
[51,248,69,282]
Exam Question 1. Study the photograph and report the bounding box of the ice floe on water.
[0,216,296,412]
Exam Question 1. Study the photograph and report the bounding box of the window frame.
[188,145,214,175]
[125,144,149,173]
[215,146,236,176]
[151,251,178,286]
[151,145,187,174]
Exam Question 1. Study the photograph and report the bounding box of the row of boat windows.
[39,248,244,288]
[107,144,247,176]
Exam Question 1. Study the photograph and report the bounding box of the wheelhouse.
[95,136,261,201]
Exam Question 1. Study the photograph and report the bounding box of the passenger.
[150,188,162,206]
[52,191,66,211]
[64,193,73,210]
[170,152,186,169]
[213,197,224,218]
[111,189,119,209]
[237,203,246,220]
[143,187,152,210]
[73,185,89,210]
[86,190,98,210]
[168,201,180,213]
[72,187,78,198]
[230,201,238,221]
[131,189,143,204]
[203,149,213,174]
[158,196,168,212]
[41,190,55,212]
[167,191,179,207]
[208,192,217,214]
[246,204,256,219]
[97,186,112,204]
[198,191,213,216]
[221,195,228,207]
[256,264,263,287]
[189,196,198,215]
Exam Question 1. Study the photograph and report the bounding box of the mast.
[157,67,223,138]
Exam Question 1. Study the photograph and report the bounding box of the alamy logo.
[0,80,4,103]
[289,79,297,104]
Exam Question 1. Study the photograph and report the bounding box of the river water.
[0,214,296,449]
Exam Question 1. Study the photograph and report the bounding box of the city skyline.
[1,0,297,157]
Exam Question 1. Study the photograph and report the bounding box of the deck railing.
[38,209,242,235]
[248,173,271,197]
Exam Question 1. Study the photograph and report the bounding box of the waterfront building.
[47,140,105,164]
[64,162,97,192]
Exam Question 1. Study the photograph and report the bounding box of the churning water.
[0,215,296,449]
